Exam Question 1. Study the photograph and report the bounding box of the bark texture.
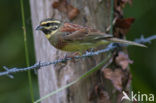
[30,0,128,103]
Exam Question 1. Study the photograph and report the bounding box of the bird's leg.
[70,52,82,63]
[90,48,97,52]
[86,48,97,53]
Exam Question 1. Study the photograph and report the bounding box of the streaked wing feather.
[63,28,113,42]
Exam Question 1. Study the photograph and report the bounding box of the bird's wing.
[59,26,146,47]
[63,28,113,42]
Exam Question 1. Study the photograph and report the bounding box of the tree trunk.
[30,0,129,103]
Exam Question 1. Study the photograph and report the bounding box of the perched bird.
[36,18,146,52]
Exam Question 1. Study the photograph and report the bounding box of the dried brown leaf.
[103,68,124,91]
[115,0,132,9]
[68,7,80,20]
[115,18,135,29]
[114,0,133,21]
[125,74,132,90]
[52,0,80,20]
[89,84,110,102]
[115,52,133,70]
[114,18,135,37]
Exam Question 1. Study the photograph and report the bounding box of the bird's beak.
[36,25,43,30]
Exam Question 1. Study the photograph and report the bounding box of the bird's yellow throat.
[45,29,58,39]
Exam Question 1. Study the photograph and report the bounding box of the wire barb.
[0,35,156,78]
[2,66,14,79]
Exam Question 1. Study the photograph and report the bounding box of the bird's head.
[36,18,61,38]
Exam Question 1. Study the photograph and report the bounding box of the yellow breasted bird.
[36,18,146,52]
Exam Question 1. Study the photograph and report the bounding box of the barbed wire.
[0,35,156,78]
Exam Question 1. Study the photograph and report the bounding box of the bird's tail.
[108,38,147,47]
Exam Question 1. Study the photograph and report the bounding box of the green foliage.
[20,0,35,102]
[0,0,37,103]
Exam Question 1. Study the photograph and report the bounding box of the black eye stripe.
[42,23,60,26]
[51,23,59,25]
[50,27,58,30]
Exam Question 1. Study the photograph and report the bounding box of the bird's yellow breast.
[61,40,109,52]
[62,42,93,52]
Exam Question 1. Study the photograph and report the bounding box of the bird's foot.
[64,52,81,63]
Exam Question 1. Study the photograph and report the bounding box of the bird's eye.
[46,23,50,26]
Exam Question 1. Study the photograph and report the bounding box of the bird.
[36,18,146,52]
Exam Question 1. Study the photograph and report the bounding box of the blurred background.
[0,0,155,103]
[0,0,38,103]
